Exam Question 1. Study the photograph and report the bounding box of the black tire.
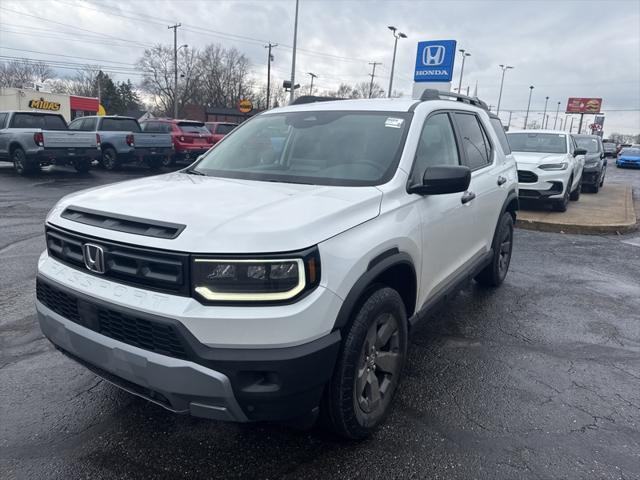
[552,177,571,212]
[147,157,163,170]
[12,147,39,176]
[101,148,119,171]
[569,177,581,201]
[162,155,176,167]
[321,287,408,440]
[599,167,606,187]
[73,158,91,173]
[475,212,514,287]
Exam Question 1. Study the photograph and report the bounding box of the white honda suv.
[36,91,518,439]
[506,130,586,212]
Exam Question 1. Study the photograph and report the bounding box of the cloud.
[1,0,638,134]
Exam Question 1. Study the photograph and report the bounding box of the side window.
[82,118,97,131]
[0,113,7,129]
[68,119,82,130]
[489,117,511,154]
[410,113,460,185]
[453,112,491,170]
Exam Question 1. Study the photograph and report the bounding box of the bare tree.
[0,59,52,88]
[137,44,201,117]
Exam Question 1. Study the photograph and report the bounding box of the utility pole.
[368,61,382,98]
[265,42,277,109]
[507,111,513,128]
[307,72,317,95]
[553,101,561,129]
[524,85,534,129]
[289,0,299,104]
[569,116,575,133]
[168,23,181,119]
[496,64,513,115]
[542,96,549,129]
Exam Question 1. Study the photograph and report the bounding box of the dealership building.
[0,87,100,122]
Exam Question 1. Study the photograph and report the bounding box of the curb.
[515,184,637,235]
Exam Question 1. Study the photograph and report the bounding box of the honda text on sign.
[414,40,457,82]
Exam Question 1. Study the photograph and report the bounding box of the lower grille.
[37,279,188,360]
[517,170,538,183]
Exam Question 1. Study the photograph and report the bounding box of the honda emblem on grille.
[82,243,105,274]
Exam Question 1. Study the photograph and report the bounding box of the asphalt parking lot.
[1,163,639,480]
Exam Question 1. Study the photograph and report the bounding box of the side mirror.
[574,148,587,157]
[408,165,471,196]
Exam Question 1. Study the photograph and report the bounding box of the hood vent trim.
[61,206,185,239]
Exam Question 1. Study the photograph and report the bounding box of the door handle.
[461,191,476,204]
[497,176,507,186]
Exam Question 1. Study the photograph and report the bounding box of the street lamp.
[457,49,471,94]
[542,96,549,129]
[387,26,407,98]
[307,72,317,95]
[496,64,513,115]
[553,101,561,129]
[524,85,534,129]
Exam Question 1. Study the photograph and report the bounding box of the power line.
[0,46,138,66]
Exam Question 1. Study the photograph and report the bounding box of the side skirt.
[408,249,493,330]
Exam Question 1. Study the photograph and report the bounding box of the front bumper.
[517,166,569,200]
[36,274,341,422]
[581,165,603,185]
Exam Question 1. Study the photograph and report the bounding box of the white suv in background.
[36,91,518,440]
[506,130,586,212]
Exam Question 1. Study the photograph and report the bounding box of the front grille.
[46,226,190,295]
[61,206,185,239]
[37,278,188,360]
[517,170,538,183]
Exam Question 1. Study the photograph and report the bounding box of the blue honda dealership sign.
[414,40,457,82]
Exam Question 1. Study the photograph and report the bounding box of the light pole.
[307,72,317,95]
[524,85,534,129]
[542,96,549,129]
[168,23,182,118]
[457,49,471,94]
[387,26,407,98]
[553,101,561,129]
[496,64,513,114]
[289,0,300,104]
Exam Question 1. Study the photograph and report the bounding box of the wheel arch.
[9,141,25,155]
[333,250,417,332]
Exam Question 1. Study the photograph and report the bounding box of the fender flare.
[333,249,417,330]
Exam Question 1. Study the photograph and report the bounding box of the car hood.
[48,172,383,253]
[511,151,567,166]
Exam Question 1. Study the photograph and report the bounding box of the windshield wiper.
[183,168,206,176]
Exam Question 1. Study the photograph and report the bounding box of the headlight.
[192,247,320,303]
[539,162,568,171]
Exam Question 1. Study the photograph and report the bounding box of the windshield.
[190,111,412,186]
[178,122,208,134]
[574,136,600,153]
[100,118,141,132]
[621,148,640,156]
[506,132,567,154]
[11,113,67,130]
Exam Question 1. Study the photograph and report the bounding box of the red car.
[205,122,238,144]
[140,119,214,166]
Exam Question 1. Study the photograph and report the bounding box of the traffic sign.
[238,99,253,113]
[414,40,457,83]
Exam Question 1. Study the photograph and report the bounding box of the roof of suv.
[273,98,420,113]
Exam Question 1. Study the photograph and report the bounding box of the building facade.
[0,88,99,122]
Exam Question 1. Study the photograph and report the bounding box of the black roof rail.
[419,89,489,111]
[290,95,345,105]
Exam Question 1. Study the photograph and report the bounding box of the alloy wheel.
[355,313,401,414]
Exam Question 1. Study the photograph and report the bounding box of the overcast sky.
[1,0,639,135]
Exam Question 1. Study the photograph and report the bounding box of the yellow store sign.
[28,98,61,111]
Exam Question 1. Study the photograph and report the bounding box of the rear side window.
[100,118,141,132]
[11,113,67,130]
[142,122,171,133]
[489,117,511,154]
[410,113,460,185]
[0,112,8,128]
[453,113,491,169]
[216,124,236,134]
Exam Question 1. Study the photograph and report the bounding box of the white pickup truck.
[0,111,98,175]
